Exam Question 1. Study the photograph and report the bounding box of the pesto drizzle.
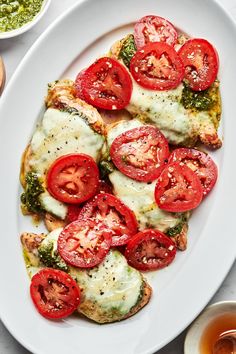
[118,34,137,68]
[166,215,187,237]
[181,82,215,111]
[21,171,44,214]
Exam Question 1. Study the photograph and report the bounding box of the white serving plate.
[0,0,236,353]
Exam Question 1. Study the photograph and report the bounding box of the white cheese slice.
[106,119,144,148]
[127,80,193,145]
[109,170,181,231]
[39,192,68,219]
[70,250,143,315]
[30,108,104,176]
[28,108,104,218]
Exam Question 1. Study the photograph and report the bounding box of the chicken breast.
[109,35,222,149]
[20,80,106,220]
[21,230,152,324]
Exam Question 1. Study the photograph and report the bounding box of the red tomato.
[178,38,219,91]
[168,148,218,196]
[75,69,86,100]
[97,179,113,194]
[78,193,138,246]
[81,57,132,110]
[47,154,99,204]
[155,163,203,212]
[134,15,178,49]
[66,180,112,223]
[58,219,112,268]
[130,42,184,90]
[67,204,82,223]
[110,126,169,182]
[30,268,80,319]
[125,229,176,271]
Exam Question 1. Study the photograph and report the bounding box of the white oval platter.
[0,0,236,353]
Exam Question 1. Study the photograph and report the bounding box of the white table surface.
[0,0,236,353]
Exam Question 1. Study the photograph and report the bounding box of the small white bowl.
[0,0,51,39]
[184,301,236,354]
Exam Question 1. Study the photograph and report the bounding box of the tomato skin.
[67,204,82,223]
[155,163,203,212]
[81,57,133,110]
[130,42,184,91]
[46,153,99,204]
[66,180,112,223]
[75,69,86,100]
[134,15,178,49]
[57,219,112,268]
[125,229,176,271]
[178,38,219,91]
[168,148,218,196]
[30,268,80,319]
[78,193,138,246]
[110,125,169,182]
[97,179,113,194]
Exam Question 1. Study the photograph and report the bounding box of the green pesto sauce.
[21,171,45,214]
[166,214,187,237]
[118,34,137,68]
[0,0,44,32]
[181,82,215,111]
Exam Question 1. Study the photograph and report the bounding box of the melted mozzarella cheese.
[127,80,215,146]
[70,250,143,315]
[106,119,143,148]
[23,229,143,316]
[109,170,181,231]
[39,193,67,219]
[30,108,104,176]
[28,108,104,218]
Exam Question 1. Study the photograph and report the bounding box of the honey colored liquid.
[199,313,236,353]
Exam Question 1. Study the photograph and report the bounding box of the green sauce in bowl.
[0,0,44,32]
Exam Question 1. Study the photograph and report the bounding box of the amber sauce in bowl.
[200,313,236,353]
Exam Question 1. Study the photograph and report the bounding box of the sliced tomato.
[46,154,99,204]
[67,204,82,223]
[178,38,219,91]
[66,180,112,223]
[134,15,178,50]
[168,148,218,196]
[30,268,80,319]
[130,42,184,90]
[75,68,86,100]
[110,126,169,182]
[78,193,138,246]
[81,57,132,110]
[125,229,176,271]
[97,179,113,194]
[58,219,112,268]
[155,163,203,212]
